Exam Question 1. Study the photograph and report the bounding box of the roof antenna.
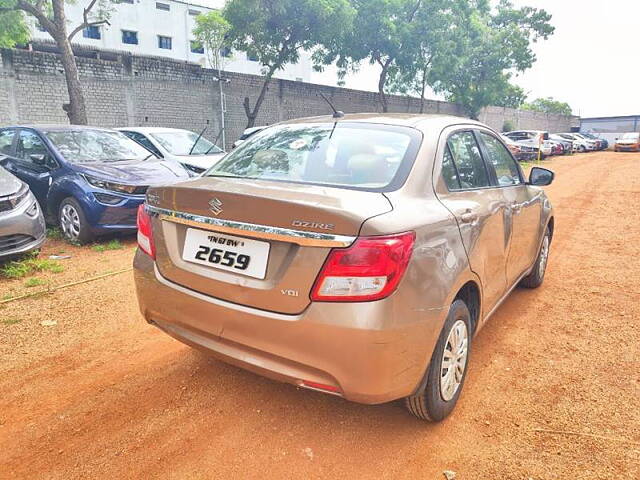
[318,92,344,119]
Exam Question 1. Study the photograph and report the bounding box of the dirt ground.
[1,152,639,479]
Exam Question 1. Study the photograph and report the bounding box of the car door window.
[447,131,490,189]
[479,132,522,187]
[0,129,16,155]
[16,130,49,164]
[441,145,461,190]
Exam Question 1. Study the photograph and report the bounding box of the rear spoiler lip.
[145,205,356,248]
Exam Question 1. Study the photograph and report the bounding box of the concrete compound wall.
[0,47,580,150]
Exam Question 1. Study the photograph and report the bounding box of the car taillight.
[311,232,415,302]
[137,204,155,259]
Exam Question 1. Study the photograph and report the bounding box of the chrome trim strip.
[145,205,355,248]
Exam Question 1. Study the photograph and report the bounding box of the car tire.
[520,226,551,289]
[58,197,93,244]
[405,299,472,422]
[579,145,586,153]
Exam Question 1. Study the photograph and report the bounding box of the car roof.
[115,127,195,134]
[5,124,119,133]
[277,113,485,132]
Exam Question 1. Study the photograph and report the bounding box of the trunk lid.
[147,177,392,314]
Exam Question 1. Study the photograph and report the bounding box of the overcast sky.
[311,0,640,118]
[201,0,639,118]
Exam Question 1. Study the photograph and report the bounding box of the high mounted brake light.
[311,232,415,302]
[136,204,156,259]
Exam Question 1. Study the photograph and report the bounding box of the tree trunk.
[243,57,284,129]
[419,70,427,114]
[51,0,88,124]
[244,75,271,129]
[377,60,391,113]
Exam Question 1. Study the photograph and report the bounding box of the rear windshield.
[205,123,421,192]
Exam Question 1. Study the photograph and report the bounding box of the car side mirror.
[528,167,554,186]
[30,154,47,166]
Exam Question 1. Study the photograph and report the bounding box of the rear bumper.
[0,194,46,258]
[133,250,446,404]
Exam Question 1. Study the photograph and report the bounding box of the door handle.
[460,212,477,223]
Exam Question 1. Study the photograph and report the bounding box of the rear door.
[435,129,509,311]
[476,131,542,284]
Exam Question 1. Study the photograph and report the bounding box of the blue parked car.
[0,125,189,243]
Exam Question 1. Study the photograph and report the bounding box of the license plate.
[182,228,270,279]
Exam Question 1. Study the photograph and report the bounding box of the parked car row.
[502,130,611,161]
[0,125,229,247]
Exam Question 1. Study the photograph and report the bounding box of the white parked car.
[556,133,597,152]
[504,130,553,157]
[117,127,226,175]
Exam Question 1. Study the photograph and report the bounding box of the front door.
[7,129,56,206]
[435,129,510,311]
[476,131,542,285]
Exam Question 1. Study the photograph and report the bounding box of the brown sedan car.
[134,114,555,421]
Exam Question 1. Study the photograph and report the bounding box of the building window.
[220,47,232,58]
[120,0,134,3]
[83,25,101,40]
[188,9,200,16]
[247,52,258,62]
[156,2,170,11]
[190,41,204,54]
[158,35,172,50]
[122,30,138,45]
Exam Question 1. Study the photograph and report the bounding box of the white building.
[29,0,313,82]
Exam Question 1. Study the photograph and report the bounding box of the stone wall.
[0,47,580,150]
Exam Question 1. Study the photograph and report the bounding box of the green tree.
[493,83,527,109]
[193,10,231,77]
[320,0,439,113]
[0,0,115,124]
[224,0,354,128]
[385,1,458,113]
[522,97,573,116]
[428,0,554,119]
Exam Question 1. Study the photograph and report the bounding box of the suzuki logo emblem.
[209,198,223,215]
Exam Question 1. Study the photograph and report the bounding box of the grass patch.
[2,318,21,325]
[49,264,64,274]
[106,239,123,250]
[92,239,124,253]
[0,253,63,279]
[24,277,46,288]
[47,227,64,240]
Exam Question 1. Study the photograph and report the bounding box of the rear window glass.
[206,123,421,191]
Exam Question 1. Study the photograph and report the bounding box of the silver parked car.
[0,166,46,258]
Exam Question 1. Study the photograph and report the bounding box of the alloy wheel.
[60,204,81,241]
[440,319,469,401]
[538,234,550,279]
